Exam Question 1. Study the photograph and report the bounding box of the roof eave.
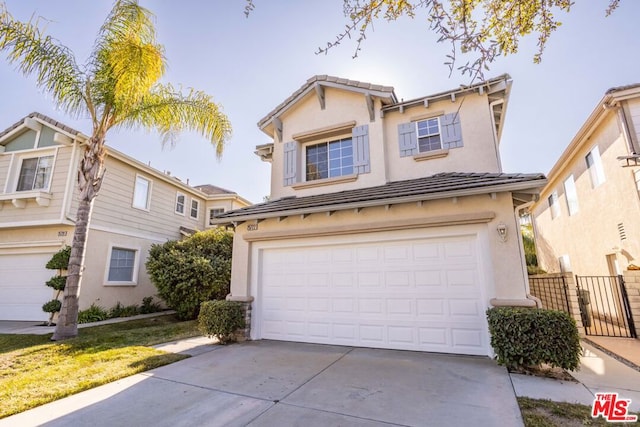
[211,178,546,225]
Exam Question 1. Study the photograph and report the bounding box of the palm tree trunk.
[52,136,105,340]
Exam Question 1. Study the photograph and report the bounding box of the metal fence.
[529,276,571,313]
[575,275,637,338]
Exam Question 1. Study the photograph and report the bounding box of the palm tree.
[0,0,231,340]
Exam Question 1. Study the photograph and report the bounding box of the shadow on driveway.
[1,340,523,427]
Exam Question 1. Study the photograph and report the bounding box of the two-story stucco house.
[0,112,250,322]
[532,84,640,276]
[212,75,547,356]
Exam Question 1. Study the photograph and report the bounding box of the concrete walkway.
[511,341,640,413]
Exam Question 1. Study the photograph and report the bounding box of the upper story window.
[398,113,462,158]
[209,208,225,225]
[190,199,199,219]
[306,138,354,181]
[175,192,185,215]
[585,147,605,188]
[132,175,151,210]
[548,191,560,219]
[416,118,441,152]
[563,175,579,216]
[16,155,53,191]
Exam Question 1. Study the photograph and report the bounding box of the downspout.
[515,200,542,308]
[612,102,637,154]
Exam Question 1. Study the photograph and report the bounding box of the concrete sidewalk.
[511,341,640,413]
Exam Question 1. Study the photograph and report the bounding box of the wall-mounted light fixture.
[497,222,507,242]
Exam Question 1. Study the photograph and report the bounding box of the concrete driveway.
[2,340,523,427]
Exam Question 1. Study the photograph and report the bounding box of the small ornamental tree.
[42,246,71,325]
[146,228,233,320]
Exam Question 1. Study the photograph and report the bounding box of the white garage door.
[256,229,490,355]
[0,253,55,321]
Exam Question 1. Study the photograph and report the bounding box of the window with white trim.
[16,155,54,191]
[548,191,560,219]
[175,192,185,215]
[190,199,199,219]
[305,137,353,181]
[585,147,605,188]
[132,175,151,210]
[563,175,579,216]
[416,117,441,153]
[209,208,225,225]
[107,247,137,283]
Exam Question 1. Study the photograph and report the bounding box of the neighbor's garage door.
[256,230,490,356]
[0,253,55,321]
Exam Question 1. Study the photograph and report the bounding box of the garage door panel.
[258,232,489,355]
[0,252,55,321]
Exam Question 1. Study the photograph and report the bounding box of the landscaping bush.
[45,275,67,292]
[146,228,233,320]
[140,296,162,314]
[45,245,71,270]
[109,302,140,318]
[198,300,245,344]
[78,304,109,324]
[42,299,62,314]
[486,307,581,371]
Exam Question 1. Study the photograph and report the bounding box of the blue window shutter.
[283,141,298,186]
[352,124,370,174]
[398,122,417,157]
[441,113,463,149]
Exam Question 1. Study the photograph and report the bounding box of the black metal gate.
[529,276,571,314]
[575,275,637,338]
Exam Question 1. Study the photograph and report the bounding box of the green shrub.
[109,302,139,318]
[146,228,233,320]
[45,275,67,291]
[198,300,245,344]
[486,307,581,371]
[42,299,62,313]
[140,296,162,314]
[46,246,71,270]
[78,304,109,324]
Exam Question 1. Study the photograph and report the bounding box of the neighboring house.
[212,75,546,356]
[0,112,250,322]
[532,84,640,276]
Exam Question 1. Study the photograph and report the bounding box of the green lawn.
[0,315,201,419]
[518,397,639,426]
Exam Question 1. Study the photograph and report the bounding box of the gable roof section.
[258,75,398,132]
[193,184,235,195]
[212,172,546,224]
[0,112,86,144]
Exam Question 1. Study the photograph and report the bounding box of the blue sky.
[1,1,639,203]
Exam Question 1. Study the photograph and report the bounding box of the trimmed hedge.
[146,228,233,320]
[198,300,245,344]
[486,307,581,371]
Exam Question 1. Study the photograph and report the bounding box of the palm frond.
[118,83,232,157]
[0,4,85,116]
[88,0,164,114]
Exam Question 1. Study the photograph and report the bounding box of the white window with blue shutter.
[398,112,463,157]
[284,125,371,185]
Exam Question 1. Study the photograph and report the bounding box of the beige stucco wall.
[533,110,640,275]
[0,225,73,253]
[383,94,501,182]
[267,87,501,201]
[229,192,528,305]
[79,228,161,311]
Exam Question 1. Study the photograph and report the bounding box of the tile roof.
[213,172,546,223]
[606,83,640,94]
[0,112,84,141]
[193,184,235,195]
[258,75,397,129]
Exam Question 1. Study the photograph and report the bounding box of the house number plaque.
[247,224,258,231]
